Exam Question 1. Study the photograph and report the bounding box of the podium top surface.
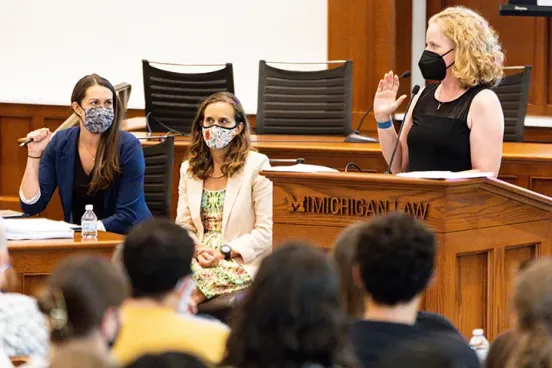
[500,4,552,16]
[7,231,124,251]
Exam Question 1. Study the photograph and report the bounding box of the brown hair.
[37,255,128,343]
[330,222,366,319]
[71,74,122,194]
[506,258,552,368]
[186,92,251,180]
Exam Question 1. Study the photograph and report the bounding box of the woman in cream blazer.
[176,92,272,305]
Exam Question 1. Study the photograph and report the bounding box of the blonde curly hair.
[430,6,504,88]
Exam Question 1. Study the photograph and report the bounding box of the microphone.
[344,71,411,143]
[385,85,421,174]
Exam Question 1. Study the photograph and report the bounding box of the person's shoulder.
[245,151,270,171]
[472,88,501,107]
[416,311,461,336]
[178,314,230,335]
[119,131,141,148]
[0,292,39,312]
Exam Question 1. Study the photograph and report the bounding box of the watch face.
[221,245,231,254]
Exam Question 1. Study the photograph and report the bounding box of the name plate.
[288,196,430,220]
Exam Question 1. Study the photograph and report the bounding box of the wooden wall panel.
[455,251,489,339]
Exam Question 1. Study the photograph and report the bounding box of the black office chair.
[494,65,532,142]
[142,60,235,134]
[142,136,175,218]
[256,60,353,135]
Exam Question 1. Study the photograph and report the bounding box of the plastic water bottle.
[81,204,98,239]
[469,328,490,362]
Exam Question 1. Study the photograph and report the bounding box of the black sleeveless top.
[71,151,105,225]
[407,84,485,172]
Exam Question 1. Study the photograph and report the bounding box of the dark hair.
[486,330,516,368]
[330,221,366,318]
[37,255,128,343]
[71,74,122,194]
[222,242,357,368]
[124,352,209,368]
[355,213,436,305]
[378,337,469,368]
[186,92,251,180]
[506,258,552,368]
[123,219,195,299]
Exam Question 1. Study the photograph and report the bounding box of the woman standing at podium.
[176,92,272,306]
[374,7,505,176]
[19,74,152,234]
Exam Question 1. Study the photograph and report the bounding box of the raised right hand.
[26,128,52,156]
[373,71,408,123]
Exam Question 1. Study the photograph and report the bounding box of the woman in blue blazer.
[19,74,151,234]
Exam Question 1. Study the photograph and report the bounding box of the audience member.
[501,258,552,368]
[377,336,470,368]
[48,345,110,368]
[34,255,128,367]
[331,220,464,337]
[176,92,272,306]
[485,330,516,368]
[222,242,357,368]
[112,219,229,366]
[350,213,479,367]
[0,218,48,360]
[125,352,210,368]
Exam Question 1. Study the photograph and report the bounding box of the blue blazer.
[20,127,152,234]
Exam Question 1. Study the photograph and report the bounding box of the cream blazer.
[175,151,273,277]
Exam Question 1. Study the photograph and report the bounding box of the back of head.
[223,242,355,368]
[123,219,195,299]
[125,352,209,368]
[507,258,552,368]
[355,213,436,305]
[330,221,366,318]
[37,255,128,343]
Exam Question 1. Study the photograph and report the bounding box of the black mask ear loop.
[442,48,455,69]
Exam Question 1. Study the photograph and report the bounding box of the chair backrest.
[493,65,532,142]
[142,60,235,134]
[256,60,353,136]
[142,136,175,218]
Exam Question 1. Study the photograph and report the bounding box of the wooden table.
[138,133,552,219]
[8,231,124,296]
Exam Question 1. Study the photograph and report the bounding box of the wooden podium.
[264,171,552,340]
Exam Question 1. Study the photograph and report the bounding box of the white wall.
[0,0,327,113]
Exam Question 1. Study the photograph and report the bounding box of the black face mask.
[418,49,455,81]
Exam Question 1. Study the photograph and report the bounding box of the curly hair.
[222,243,358,368]
[429,6,504,88]
[186,92,251,180]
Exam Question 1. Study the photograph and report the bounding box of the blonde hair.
[429,6,504,88]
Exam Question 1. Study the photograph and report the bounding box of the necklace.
[208,173,225,179]
[80,141,96,161]
[437,87,443,110]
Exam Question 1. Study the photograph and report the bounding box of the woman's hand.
[373,71,407,123]
[26,128,52,157]
[197,248,223,268]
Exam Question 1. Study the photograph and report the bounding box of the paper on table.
[264,164,339,173]
[0,210,25,218]
[4,218,75,240]
[396,171,494,180]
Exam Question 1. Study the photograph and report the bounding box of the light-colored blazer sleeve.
[175,161,200,244]
[228,156,273,264]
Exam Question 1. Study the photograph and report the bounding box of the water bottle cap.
[85,205,93,211]
[473,328,484,336]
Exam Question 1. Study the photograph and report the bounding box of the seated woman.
[33,255,128,367]
[19,74,151,234]
[176,92,272,305]
[374,6,505,176]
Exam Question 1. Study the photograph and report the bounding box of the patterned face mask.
[82,107,114,134]
[202,125,239,149]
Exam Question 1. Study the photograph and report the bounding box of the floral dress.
[191,189,252,299]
